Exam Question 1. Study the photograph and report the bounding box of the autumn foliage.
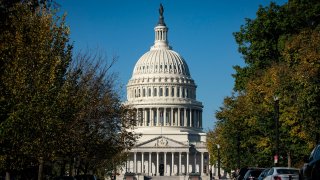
[208,0,320,171]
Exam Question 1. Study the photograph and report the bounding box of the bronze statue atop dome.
[157,3,166,26]
[159,3,164,17]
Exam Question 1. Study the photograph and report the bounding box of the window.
[171,87,174,97]
[177,87,180,97]
[159,87,163,96]
[153,88,157,96]
[165,87,169,97]
[148,88,151,97]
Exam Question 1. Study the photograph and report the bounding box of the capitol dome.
[125,5,203,129]
[132,49,190,77]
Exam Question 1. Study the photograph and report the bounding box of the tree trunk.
[287,151,291,167]
[69,158,74,176]
[38,157,44,180]
[60,161,66,176]
[5,172,10,180]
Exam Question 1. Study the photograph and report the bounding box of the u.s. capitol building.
[120,5,210,180]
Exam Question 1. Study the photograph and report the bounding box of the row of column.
[126,152,208,176]
[136,107,202,128]
[129,85,196,100]
[155,28,167,41]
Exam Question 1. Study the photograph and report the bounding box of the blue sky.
[57,0,287,131]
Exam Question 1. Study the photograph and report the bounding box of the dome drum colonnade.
[133,107,203,128]
[122,4,209,179]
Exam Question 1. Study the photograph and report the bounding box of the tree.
[56,52,137,176]
[0,2,137,179]
[210,0,320,171]
[233,0,320,91]
[0,2,72,179]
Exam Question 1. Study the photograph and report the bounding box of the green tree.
[0,2,137,179]
[0,2,72,179]
[233,0,320,91]
[210,0,320,171]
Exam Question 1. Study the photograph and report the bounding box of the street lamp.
[274,96,279,166]
[237,134,240,169]
[217,144,221,179]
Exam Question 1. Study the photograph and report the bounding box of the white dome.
[132,49,190,77]
[125,8,203,130]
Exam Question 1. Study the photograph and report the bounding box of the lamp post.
[217,144,221,179]
[274,96,279,166]
[237,134,240,169]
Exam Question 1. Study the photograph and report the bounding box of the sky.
[56,0,287,131]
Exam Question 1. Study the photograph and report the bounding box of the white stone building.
[119,5,210,180]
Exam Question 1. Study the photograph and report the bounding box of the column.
[201,152,204,175]
[156,108,160,126]
[164,152,167,175]
[171,108,174,126]
[143,109,146,126]
[136,109,139,126]
[178,108,181,126]
[147,109,150,126]
[151,86,154,97]
[179,152,182,175]
[142,152,144,174]
[184,108,187,127]
[171,152,174,175]
[151,108,154,126]
[149,152,152,175]
[187,152,189,174]
[164,108,167,126]
[189,108,192,127]
[134,152,137,173]
[125,159,128,172]
[157,86,160,97]
[156,152,159,176]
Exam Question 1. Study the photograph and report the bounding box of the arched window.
[171,87,174,97]
[159,87,163,96]
[182,88,185,98]
[153,88,157,96]
[143,88,146,97]
[148,88,151,97]
[165,87,169,97]
[177,87,180,97]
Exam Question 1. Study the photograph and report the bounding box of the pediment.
[135,136,187,148]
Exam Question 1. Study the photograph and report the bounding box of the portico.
[126,150,209,176]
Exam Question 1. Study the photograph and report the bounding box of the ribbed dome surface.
[132,49,190,77]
